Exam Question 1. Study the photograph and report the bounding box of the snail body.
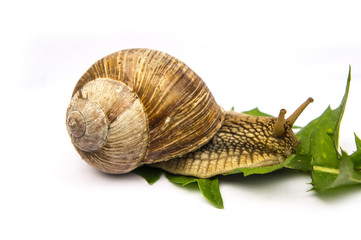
[66,49,313,178]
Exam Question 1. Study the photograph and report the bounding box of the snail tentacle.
[273,109,287,138]
[286,97,314,126]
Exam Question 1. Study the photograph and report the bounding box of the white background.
[1,0,361,239]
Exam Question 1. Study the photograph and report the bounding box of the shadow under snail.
[66,48,313,178]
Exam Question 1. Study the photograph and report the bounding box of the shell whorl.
[67,49,224,174]
[66,98,109,151]
[66,78,149,173]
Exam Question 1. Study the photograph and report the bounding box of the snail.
[66,48,313,178]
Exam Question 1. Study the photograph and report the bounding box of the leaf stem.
[313,165,340,174]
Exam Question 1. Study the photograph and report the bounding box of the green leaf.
[329,67,351,152]
[165,172,198,186]
[287,66,351,171]
[350,133,361,169]
[197,178,224,209]
[309,66,361,191]
[286,154,313,172]
[312,150,361,191]
[330,150,361,188]
[225,158,289,176]
[133,166,163,184]
[166,173,223,208]
[242,107,273,117]
[310,128,340,169]
[310,129,340,190]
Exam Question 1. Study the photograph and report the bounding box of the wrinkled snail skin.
[153,98,314,178]
[152,110,303,178]
[66,48,313,178]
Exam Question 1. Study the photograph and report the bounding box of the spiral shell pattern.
[67,49,224,173]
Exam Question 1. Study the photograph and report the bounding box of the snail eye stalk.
[286,97,314,127]
[274,109,286,138]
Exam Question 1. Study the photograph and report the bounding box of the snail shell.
[66,49,224,174]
